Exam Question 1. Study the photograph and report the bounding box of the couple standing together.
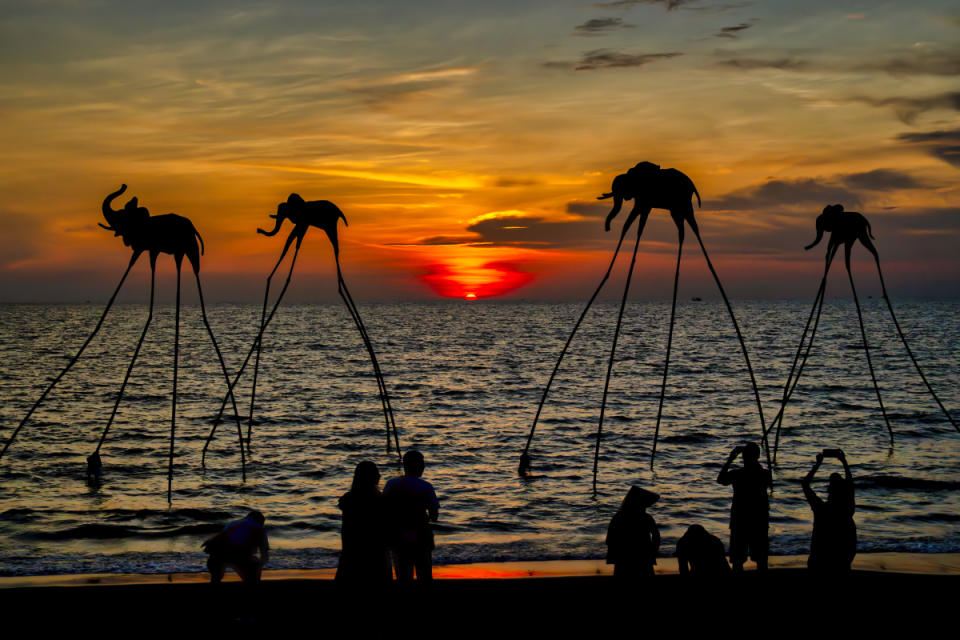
[336,450,440,583]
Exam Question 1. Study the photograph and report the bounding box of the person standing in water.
[801,448,856,573]
[718,443,772,572]
[336,461,392,584]
[605,486,661,579]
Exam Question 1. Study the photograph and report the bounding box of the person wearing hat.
[605,486,660,579]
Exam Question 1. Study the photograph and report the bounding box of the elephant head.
[597,161,661,232]
[805,204,844,250]
[100,184,149,246]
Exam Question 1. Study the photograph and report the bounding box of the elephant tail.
[693,186,701,208]
[865,217,874,240]
[195,227,205,255]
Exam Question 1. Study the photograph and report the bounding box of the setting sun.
[464,293,477,301]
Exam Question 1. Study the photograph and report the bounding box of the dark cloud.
[544,49,681,71]
[897,129,960,167]
[390,235,480,246]
[573,18,635,36]
[592,1,751,11]
[465,215,604,248]
[840,169,926,191]
[862,50,960,77]
[717,57,811,71]
[494,177,542,187]
[715,22,752,39]
[593,0,692,9]
[845,92,960,124]
[710,179,861,211]
[566,201,611,218]
[719,49,960,77]
[897,128,960,168]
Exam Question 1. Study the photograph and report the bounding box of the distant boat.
[692,297,702,301]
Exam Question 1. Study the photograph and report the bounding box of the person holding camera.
[717,442,772,572]
[801,448,856,573]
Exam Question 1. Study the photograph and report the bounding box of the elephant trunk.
[805,216,825,250]
[100,184,127,231]
[600,194,623,232]
[258,214,285,237]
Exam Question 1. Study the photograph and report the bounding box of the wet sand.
[2,554,957,629]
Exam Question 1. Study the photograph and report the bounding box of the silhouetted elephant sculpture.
[767,204,957,460]
[0,185,246,502]
[520,163,768,489]
[202,194,401,463]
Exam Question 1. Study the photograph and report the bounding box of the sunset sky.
[1,0,957,302]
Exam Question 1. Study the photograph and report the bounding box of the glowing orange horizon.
[418,260,535,299]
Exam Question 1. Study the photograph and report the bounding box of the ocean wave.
[855,476,960,491]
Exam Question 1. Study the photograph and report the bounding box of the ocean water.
[0,299,958,576]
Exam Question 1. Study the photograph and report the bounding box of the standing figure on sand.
[336,461,392,584]
[0,185,247,502]
[202,193,401,464]
[718,443,772,572]
[605,485,661,579]
[766,204,957,461]
[383,450,440,582]
[520,162,769,491]
[802,448,856,573]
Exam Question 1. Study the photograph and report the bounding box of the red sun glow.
[419,261,535,300]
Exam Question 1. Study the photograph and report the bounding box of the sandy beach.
[3,553,958,630]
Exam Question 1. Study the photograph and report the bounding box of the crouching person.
[203,509,270,584]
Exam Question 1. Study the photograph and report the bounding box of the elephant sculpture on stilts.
[519,162,769,491]
[766,204,957,460]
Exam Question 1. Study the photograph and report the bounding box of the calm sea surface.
[1,299,958,576]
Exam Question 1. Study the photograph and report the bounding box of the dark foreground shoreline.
[4,556,959,631]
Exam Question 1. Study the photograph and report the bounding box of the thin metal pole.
[846,251,893,445]
[203,241,301,463]
[873,256,957,433]
[520,225,631,471]
[168,263,182,504]
[592,229,642,493]
[337,264,402,462]
[195,271,247,481]
[694,232,771,469]
[1,255,139,462]
[95,264,155,453]
[650,235,684,467]
[768,244,837,461]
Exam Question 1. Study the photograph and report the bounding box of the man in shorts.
[717,443,771,572]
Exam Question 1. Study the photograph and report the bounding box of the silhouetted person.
[605,486,660,579]
[336,461,392,584]
[718,443,772,572]
[203,510,269,584]
[676,524,730,576]
[383,450,439,582]
[801,449,856,573]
